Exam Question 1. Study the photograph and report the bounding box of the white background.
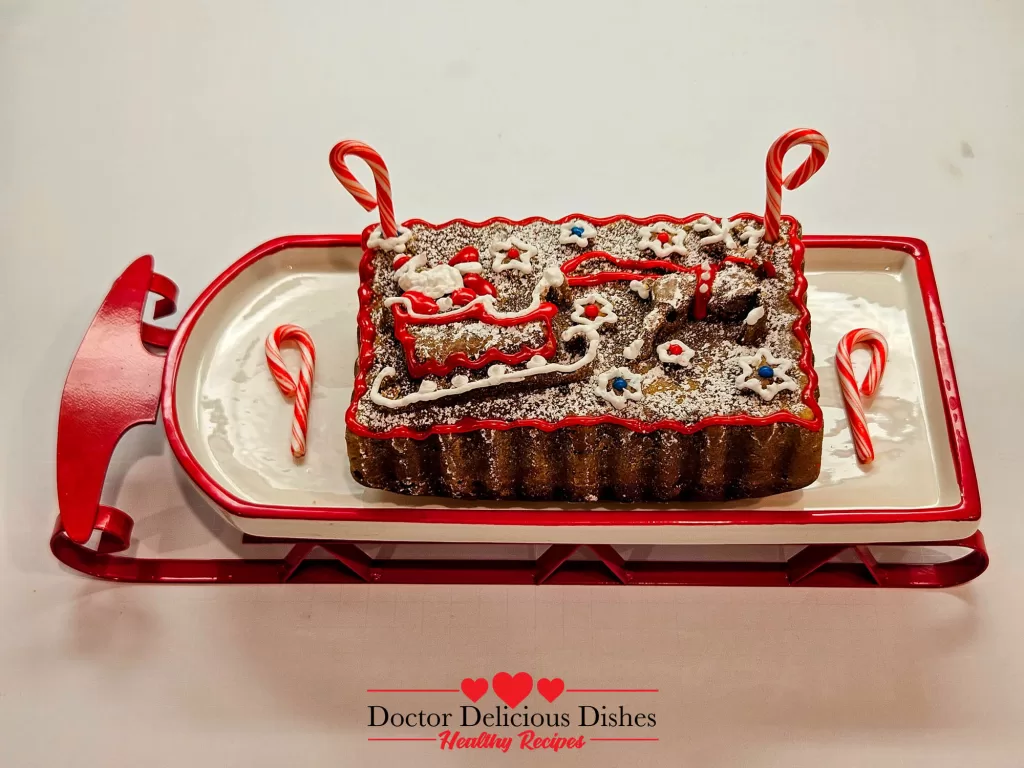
[2,1,1023,766]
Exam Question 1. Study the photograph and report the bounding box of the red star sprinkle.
[583,304,601,319]
[668,343,683,356]
[656,232,671,244]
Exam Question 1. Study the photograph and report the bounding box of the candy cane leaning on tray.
[835,328,888,464]
[763,128,829,243]
[265,324,316,459]
[329,139,398,239]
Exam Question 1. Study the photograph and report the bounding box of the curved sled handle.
[56,256,179,547]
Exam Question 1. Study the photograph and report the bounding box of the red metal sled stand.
[533,545,630,585]
[52,246,988,588]
[50,526,988,587]
[56,255,177,546]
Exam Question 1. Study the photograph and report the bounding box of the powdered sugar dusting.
[355,217,813,433]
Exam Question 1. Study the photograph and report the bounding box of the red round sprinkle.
[668,343,683,356]
[656,232,671,244]
[583,304,601,319]
[507,247,520,260]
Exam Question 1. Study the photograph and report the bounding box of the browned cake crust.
[345,214,824,502]
[348,422,822,502]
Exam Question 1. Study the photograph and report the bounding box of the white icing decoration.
[488,237,537,274]
[739,225,765,258]
[398,263,464,298]
[558,220,597,247]
[436,297,454,312]
[384,266,563,321]
[452,261,482,275]
[369,326,600,409]
[622,338,644,360]
[570,293,618,330]
[451,374,469,387]
[731,347,800,401]
[692,215,742,249]
[393,253,426,278]
[744,306,765,326]
[629,279,650,299]
[487,364,507,378]
[526,355,547,369]
[657,340,695,366]
[543,266,565,288]
[368,225,414,254]
[594,366,643,410]
[418,380,438,393]
[698,284,709,294]
[638,223,688,258]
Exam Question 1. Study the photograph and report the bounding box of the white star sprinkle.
[691,215,743,249]
[730,347,800,401]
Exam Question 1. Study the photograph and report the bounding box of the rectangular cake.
[345,213,823,501]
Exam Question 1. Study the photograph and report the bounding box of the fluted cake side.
[347,422,822,502]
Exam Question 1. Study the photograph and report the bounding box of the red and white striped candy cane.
[329,139,398,238]
[265,324,316,459]
[764,128,829,243]
[836,328,888,464]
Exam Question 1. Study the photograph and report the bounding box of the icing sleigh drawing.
[340,130,831,501]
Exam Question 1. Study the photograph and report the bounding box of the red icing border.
[391,300,559,378]
[346,212,823,440]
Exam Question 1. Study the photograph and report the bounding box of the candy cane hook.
[265,324,316,459]
[329,139,398,238]
[836,328,888,464]
[764,128,829,243]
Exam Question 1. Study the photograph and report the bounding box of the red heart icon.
[537,678,565,703]
[491,672,533,708]
[461,677,488,703]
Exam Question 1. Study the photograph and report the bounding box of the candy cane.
[764,128,829,243]
[329,139,398,238]
[265,324,316,459]
[836,328,888,464]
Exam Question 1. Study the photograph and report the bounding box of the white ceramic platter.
[168,237,976,545]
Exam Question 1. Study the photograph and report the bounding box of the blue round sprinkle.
[612,377,628,392]
[757,365,775,378]
[570,225,585,237]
